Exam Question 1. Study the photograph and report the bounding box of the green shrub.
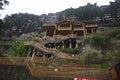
[109,29,120,38]
[4,41,27,57]
[83,33,111,49]
[82,35,92,43]
[87,58,105,64]
[90,34,105,47]
[58,48,79,54]
[116,34,120,39]
[89,63,108,68]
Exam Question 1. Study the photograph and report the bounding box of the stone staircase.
[33,55,58,64]
[25,41,80,60]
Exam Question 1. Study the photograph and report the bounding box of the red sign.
[74,78,99,80]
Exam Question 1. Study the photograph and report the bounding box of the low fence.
[34,67,111,79]
[27,58,111,79]
[0,57,27,65]
[0,57,112,79]
[33,56,58,64]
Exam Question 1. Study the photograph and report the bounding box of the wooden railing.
[86,25,97,28]
[33,55,58,64]
[27,58,36,75]
[26,58,111,79]
[0,57,27,65]
[0,57,112,79]
[50,48,80,60]
[73,27,84,31]
[25,41,80,60]
[57,27,72,31]
[36,45,79,60]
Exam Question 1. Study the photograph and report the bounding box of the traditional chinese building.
[43,20,97,37]
[43,20,97,48]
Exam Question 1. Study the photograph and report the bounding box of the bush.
[116,34,120,39]
[82,35,92,44]
[89,63,108,68]
[109,29,120,38]
[83,33,111,49]
[90,34,105,48]
[3,41,28,57]
[58,48,80,54]
[87,58,105,64]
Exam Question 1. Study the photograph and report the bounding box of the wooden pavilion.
[43,20,97,37]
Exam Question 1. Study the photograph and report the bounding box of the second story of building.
[43,20,97,37]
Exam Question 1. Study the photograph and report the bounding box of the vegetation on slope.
[3,41,28,57]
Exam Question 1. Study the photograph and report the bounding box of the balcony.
[73,27,84,31]
[43,23,56,26]
[57,26,72,31]
[86,24,97,28]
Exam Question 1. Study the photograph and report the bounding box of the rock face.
[0,65,73,80]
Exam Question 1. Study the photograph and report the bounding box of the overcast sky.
[0,0,114,19]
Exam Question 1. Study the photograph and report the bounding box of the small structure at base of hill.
[109,62,120,80]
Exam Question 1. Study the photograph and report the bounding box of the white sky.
[0,0,114,19]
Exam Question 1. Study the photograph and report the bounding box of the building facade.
[43,20,97,49]
[43,20,97,37]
